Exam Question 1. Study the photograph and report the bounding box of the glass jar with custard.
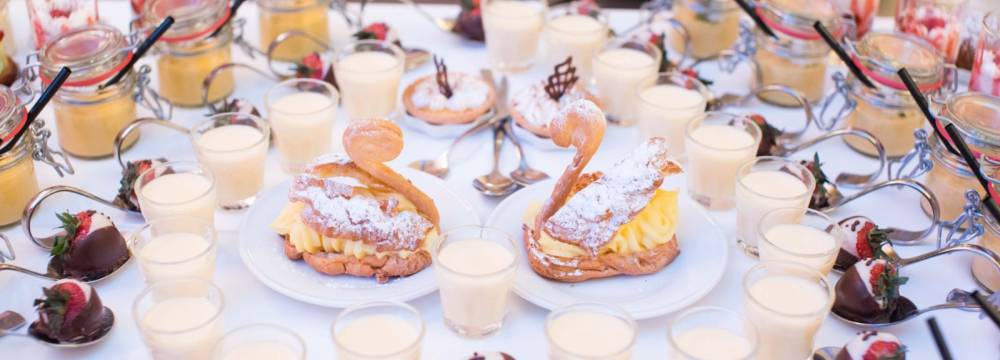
[669,0,740,60]
[144,0,234,107]
[40,25,139,158]
[919,93,1000,221]
[842,32,944,158]
[259,0,332,62]
[973,208,1000,292]
[751,0,839,107]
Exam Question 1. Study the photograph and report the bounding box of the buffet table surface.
[1,1,998,359]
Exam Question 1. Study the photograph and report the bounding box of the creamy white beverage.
[335,315,421,360]
[734,170,810,249]
[745,275,831,360]
[637,84,706,155]
[140,297,224,360]
[483,0,545,72]
[547,311,635,360]
[673,327,754,360]
[685,125,758,210]
[220,342,299,360]
[760,224,839,275]
[336,51,403,120]
[269,91,337,172]
[543,14,607,79]
[138,172,217,225]
[195,124,267,207]
[592,47,659,124]
[435,239,516,337]
[138,232,215,285]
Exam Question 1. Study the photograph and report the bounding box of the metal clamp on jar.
[933,190,1000,293]
[820,32,955,158]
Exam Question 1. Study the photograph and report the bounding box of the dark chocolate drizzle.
[434,55,453,99]
[544,57,578,101]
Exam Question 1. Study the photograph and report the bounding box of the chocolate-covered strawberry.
[469,352,515,360]
[835,216,893,271]
[454,0,484,41]
[114,158,170,212]
[295,52,337,90]
[749,114,782,156]
[799,153,836,210]
[834,258,912,324]
[50,211,129,280]
[29,279,109,343]
[836,330,907,360]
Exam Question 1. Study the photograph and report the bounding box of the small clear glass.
[668,306,758,360]
[742,262,834,360]
[192,113,270,209]
[132,215,217,286]
[134,278,226,360]
[684,112,762,211]
[592,38,662,126]
[542,2,609,80]
[483,0,547,72]
[636,71,710,156]
[546,302,637,360]
[734,156,815,256]
[136,161,217,226]
[971,11,1000,96]
[213,324,307,360]
[332,301,425,360]
[265,78,339,173]
[757,208,844,275]
[334,40,405,121]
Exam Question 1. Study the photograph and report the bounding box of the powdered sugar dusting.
[511,82,589,129]
[543,138,675,255]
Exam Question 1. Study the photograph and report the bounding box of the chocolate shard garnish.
[434,55,453,99]
[544,56,579,102]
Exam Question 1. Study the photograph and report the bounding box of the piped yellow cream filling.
[270,191,436,259]
[523,190,679,258]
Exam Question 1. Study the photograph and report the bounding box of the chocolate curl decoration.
[545,57,579,101]
[434,56,453,99]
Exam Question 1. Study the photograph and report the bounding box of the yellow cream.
[524,189,679,258]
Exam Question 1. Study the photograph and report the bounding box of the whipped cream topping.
[510,82,588,130]
[853,259,887,308]
[845,331,902,360]
[544,138,676,255]
[410,73,491,112]
[53,279,92,303]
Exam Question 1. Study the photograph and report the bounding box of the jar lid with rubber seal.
[853,31,944,93]
[39,25,132,90]
[942,92,1000,158]
[757,0,840,41]
[143,0,230,50]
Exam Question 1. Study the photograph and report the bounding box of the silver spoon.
[811,346,840,360]
[502,118,548,186]
[832,289,980,328]
[0,254,133,284]
[0,309,115,348]
[409,71,509,178]
[474,122,519,197]
[818,179,939,244]
[396,0,456,33]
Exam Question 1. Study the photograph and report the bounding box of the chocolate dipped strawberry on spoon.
[27,279,114,346]
[834,216,893,271]
[833,258,916,325]
[48,211,130,281]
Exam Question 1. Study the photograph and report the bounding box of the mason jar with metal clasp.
[0,85,73,226]
[749,0,840,107]
[258,0,333,62]
[144,0,234,107]
[831,32,948,158]
[669,0,740,60]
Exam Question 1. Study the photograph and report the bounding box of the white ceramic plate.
[485,176,728,319]
[398,108,494,139]
[238,167,480,307]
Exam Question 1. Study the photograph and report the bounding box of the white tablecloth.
[1,1,998,359]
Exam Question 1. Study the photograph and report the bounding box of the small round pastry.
[403,72,495,125]
[835,216,891,271]
[49,211,130,280]
[469,352,515,360]
[509,81,599,138]
[836,330,907,360]
[833,258,913,324]
[28,279,111,343]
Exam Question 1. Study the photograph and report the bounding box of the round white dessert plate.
[238,167,480,308]
[485,176,728,319]
[398,108,494,139]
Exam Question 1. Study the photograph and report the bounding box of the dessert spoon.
[0,309,115,348]
[0,255,133,284]
[396,0,456,33]
[473,122,519,197]
[832,289,981,328]
[503,118,549,186]
[818,179,939,244]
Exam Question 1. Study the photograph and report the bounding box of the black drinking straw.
[0,67,72,155]
[102,16,175,88]
[209,0,246,38]
[945,123,994,195]
[815,21,876,89]
[971,290,1000,330]
[927,317,954,360]
[898,68,959,156]
[734,0,778,39]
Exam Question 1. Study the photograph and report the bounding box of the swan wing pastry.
[524,100,683,282]
[270,120,440,283]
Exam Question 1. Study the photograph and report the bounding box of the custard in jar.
[259,0,331,62]
[145,0,234,107]
[752,0,839,107]
[0,87,39,226]
[922,132,991,221]
[669,0,740,60]
[42,25,139,158]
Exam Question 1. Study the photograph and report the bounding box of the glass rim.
[742,261,834,318]
[135,160,216,207]
[756,207,841,258]
[335,39,405,74]
[667,306,759,360]
[637,71,711,112]
[213,323,307,360]
[736,156,816,200]
[191,113,271,154]
[432,225,518,278]
[132,215,217,266]
[132,277,225,335]
[265,77,339,116]
[684,112,762,152]
[594,38,663,70]
[483,0,548,19]
[544,5,609,36]
[331,301,425,358]
[544,302,637,358]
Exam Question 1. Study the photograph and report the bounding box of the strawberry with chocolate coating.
[29,279,109,343]
[294,52,338,90]
[835,216,893,270]
[834,259,913,324]
[114,158,170,212]
[454,0,484,41]
[799,153,835,210]
[835,330,906,360]
[748,114,781,156]
[50,211,129,280]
